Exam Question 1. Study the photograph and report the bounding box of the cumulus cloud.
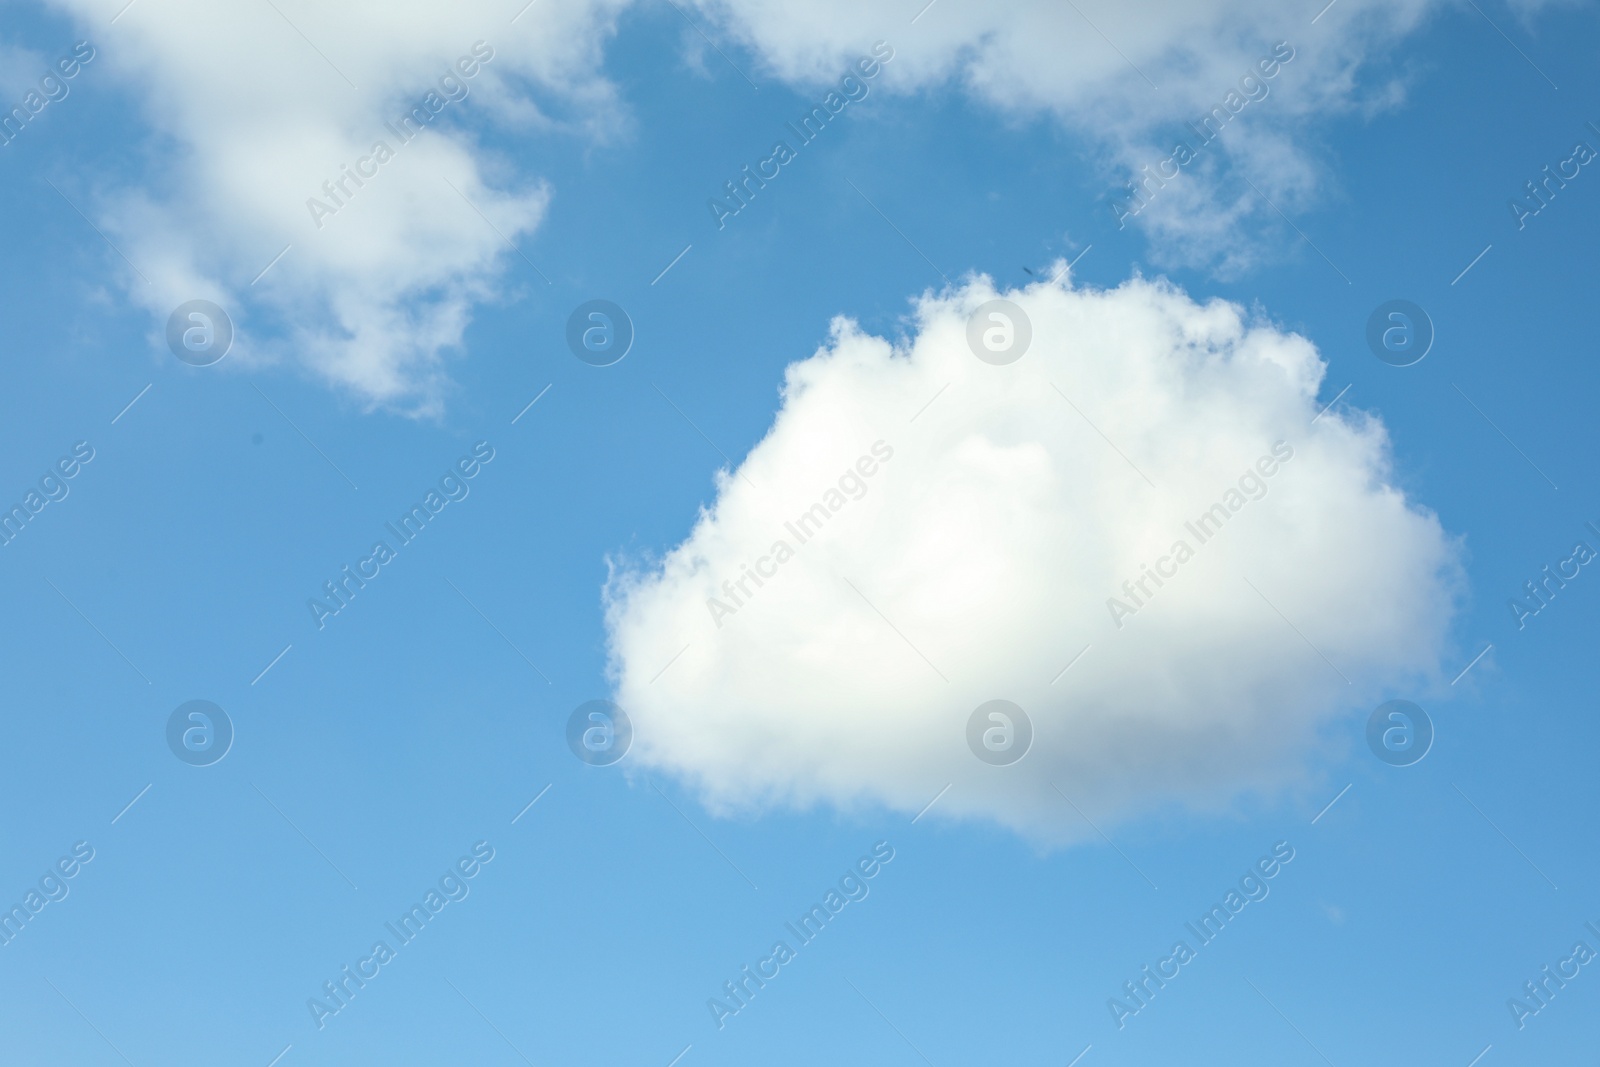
[603,272,1460,842]
[692,0,1439,272]
[44,0,627,413]
[36,0,1509,404]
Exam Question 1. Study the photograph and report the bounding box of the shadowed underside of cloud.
[39,0,1463,410]
[603,273,1461,843]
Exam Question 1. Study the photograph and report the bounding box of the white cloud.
[692,0,1439,272]
[45,0,628,413]
[36,0,1517,403]
[603,272,1461,842]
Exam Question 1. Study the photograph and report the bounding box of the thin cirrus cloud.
[603,273,1461,842]
[43,0,629,414]
[33,0,1481,408]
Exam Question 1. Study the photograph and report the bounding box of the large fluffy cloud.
[604,272,1460,841]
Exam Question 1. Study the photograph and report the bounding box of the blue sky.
[1,0,1598,1064]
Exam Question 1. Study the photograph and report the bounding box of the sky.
[0,0,1597,1064]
